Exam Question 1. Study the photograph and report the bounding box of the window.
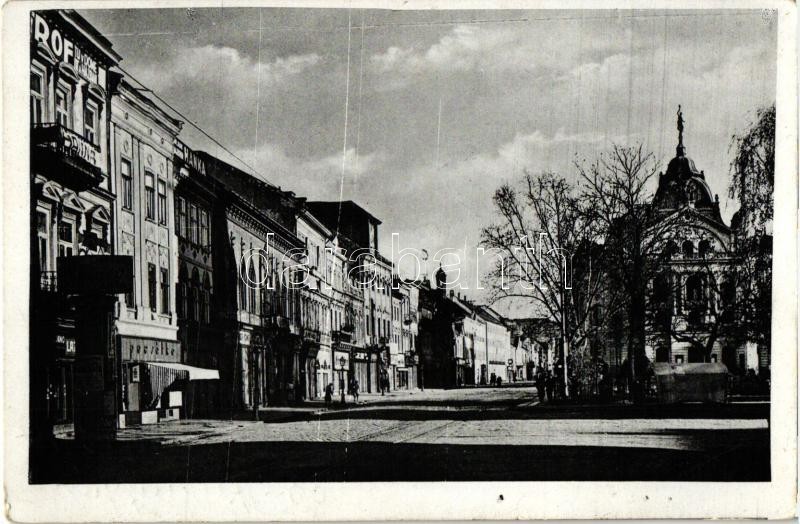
[675,355,684,364]
[37,211,49,271]
[177,265,188,318]
[57,220,74,257]
[125,274,136,309]
[148,264,157,312]
[698,239,711,258]
[157,179,167,225]
[84,104,97,145]
[681,240,694,259]
[55,85,70,128]
[191,269,200,322]
[144,172,155,220]
[120,158,132,210]
[31,69,45,124]
[160,268,169,314]
[189,204,198,244]
[247,263,257,314]
[202,273,212,324]
[199,209,209,246]
[176,198,187,238]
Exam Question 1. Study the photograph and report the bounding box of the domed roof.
[665,146,702,179]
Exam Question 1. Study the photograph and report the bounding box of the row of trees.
[482,104,774,398]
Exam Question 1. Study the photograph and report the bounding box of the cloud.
[138,44,321,93]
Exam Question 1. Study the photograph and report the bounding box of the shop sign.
[239,331,251,345]
[353,351,368,361]
[391,353,405,367]
[31,13,100,82]
[120,336,180,363]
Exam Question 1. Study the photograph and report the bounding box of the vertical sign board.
[57,256,133,440]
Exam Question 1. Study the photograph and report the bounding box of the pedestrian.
[496,376,502,387]
[324,383,333,407]
[352,378,360,403]
[536,370,546,402]
[546,373,555,401]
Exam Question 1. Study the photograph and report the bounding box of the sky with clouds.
[82,8,776,314]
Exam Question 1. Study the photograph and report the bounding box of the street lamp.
[339,356,346,405]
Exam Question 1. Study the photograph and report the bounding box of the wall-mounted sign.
[391,354,405,367]
[353,352,368,361]
[120,336,180,363]
[31,13,100,82]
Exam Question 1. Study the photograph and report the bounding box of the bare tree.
[577,145,679,384]
[482,172,616,397]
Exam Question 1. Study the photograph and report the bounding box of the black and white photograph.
[5,0,798,520]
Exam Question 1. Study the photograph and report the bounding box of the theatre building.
[29,10,121,436]
[110,79,188,425]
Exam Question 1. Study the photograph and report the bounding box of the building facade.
[30,10,121,435]
[110,79,183,425]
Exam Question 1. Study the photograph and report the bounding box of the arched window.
[177,263,189,319]
[698,239,712,258]
[202,273,212,324]
[238,260,248,312]
[191,268,201,322]
[682,240,694,259]
[686,274,704,304]
[663,240,678,259]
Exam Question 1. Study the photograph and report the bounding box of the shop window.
[30,69,46,124]
[160,267,169,314]
[55,84,71,128]
[57,220,74,257]
[120,158,132,210]
[157,179,167,225]
[144,172,155,220]
[84,103,98,145]
[148,263,157,312]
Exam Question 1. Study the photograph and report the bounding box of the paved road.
[33,387,771,483]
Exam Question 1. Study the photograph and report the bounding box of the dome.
[665,147,702,180]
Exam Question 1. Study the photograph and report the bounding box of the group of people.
[323,377,361,407]
[534,368,559,402]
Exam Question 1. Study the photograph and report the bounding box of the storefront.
[118,335,217,425]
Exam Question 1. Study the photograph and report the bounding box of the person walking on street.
[352,378,360,403]
[536,369,546,402]
[324,383,333,407]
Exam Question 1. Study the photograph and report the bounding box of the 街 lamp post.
[339,356,346,405]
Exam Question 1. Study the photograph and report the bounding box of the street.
[32,387,770,483]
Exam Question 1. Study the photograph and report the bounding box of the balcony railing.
[40,271,58,292]
[32,123,103,190]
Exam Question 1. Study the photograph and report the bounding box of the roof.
[306,201,382,226]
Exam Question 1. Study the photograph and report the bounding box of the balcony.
[40,271,58,292]
[32,123,103,191]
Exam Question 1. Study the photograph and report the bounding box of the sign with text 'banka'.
[57,255,133,295]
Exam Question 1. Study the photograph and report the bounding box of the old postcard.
[3,0,797,521]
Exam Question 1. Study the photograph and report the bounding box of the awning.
[145,362,220,380]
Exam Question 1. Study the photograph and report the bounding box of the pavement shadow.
[30,432,770,483]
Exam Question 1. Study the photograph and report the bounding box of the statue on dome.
[677,105,685,148]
